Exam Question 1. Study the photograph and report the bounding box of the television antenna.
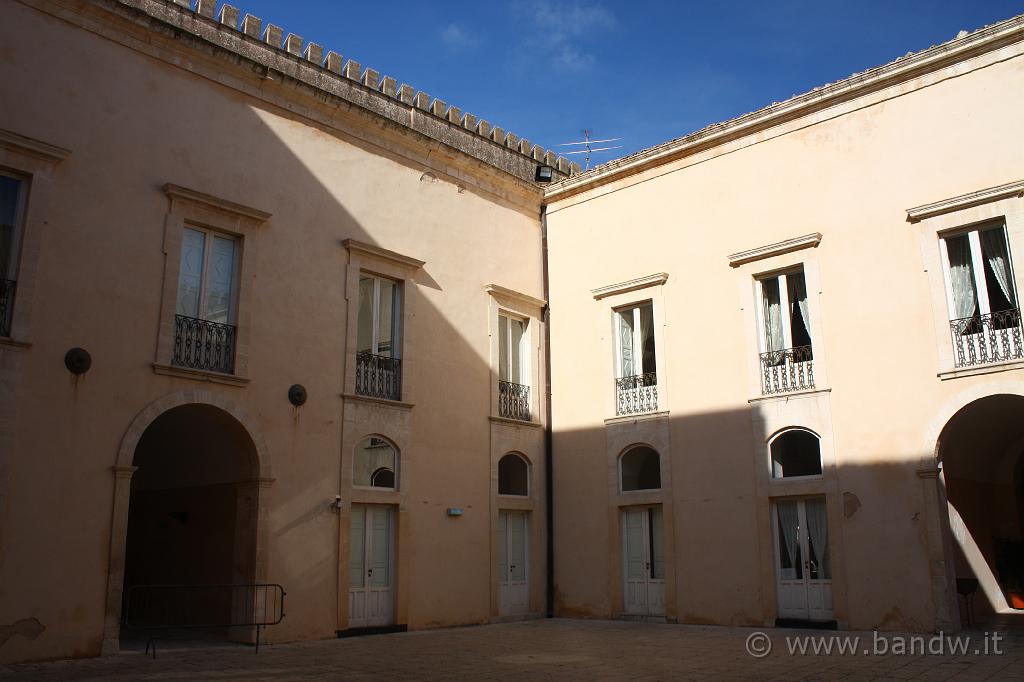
[556,129,623,170]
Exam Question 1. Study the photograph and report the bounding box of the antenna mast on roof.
[556,129,623,171]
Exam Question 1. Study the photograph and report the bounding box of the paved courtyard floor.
[2,619,1024,681]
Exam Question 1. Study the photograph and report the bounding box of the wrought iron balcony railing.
[760,345,814,395]
[173,314,236,374]
[499,380,531,421]
[356,351,402,401]
[615,372,658,416]
[0,278,15,338]
[950,309,1024,368]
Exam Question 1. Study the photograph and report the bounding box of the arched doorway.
[119,403,262,647]
[939,394,1024,629]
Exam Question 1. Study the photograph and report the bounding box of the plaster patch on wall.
[843,492,862,519]
[0,618,44,648]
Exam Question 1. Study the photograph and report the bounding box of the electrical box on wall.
[446,508,463,517]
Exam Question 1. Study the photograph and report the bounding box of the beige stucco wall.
[0,0,547,663]
[546,34,1024,632]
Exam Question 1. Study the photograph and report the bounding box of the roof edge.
[544,13,1024,201]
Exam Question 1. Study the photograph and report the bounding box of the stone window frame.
[736,251,830,402]
[908,179,1024,379]
[342,239,424,405]
[592,274,670,422]
[153,184,271,386]
[618,443,663,494]
[485,284,545,424]
[0,128,71,349]
[766,426,824,481]
[497,451,531,498]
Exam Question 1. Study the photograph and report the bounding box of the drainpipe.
[541,202,555,618]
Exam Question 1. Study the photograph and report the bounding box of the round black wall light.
[288,384,307,406]
[64,347,92,375]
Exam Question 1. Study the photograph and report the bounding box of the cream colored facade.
[546,13,1024,634]
[1,0,1023,667]
[0,0,560,663]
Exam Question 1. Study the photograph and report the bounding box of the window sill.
[938,359,1024,380]
[748,387,830,404]
[489,415,543,429]
[152,362,249,386]
[496,495,536,511]
[342,393,414,410]
[604,410,669,426]
[348,488,401,504]
[0,337,31,351]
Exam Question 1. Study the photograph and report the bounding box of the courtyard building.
[0,0,1023,665]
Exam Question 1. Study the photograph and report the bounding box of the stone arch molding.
[115,388,272,477]
[924,381,1024,465]
[102,389,274,656]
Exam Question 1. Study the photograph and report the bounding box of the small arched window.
[620,446,661,491]
[498,453,529,496]
[354,437,398,489]
[770,429,822,478]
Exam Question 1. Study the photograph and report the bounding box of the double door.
[498,510,529,615]
[349,505,395,628]
[773,497,833,621]
[622,506,665,616]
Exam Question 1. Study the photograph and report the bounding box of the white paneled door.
[773,497,834,622]
[499,510,529,615]
[349,505,395,628]
[622,506,665,616]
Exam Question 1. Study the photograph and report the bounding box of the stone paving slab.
[2,619,1023,681]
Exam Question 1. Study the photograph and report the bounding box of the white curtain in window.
[777,502,800,573]
[788,273,811,345]
[763,279,784,352]
[946,236,977,319]
[981,228,1016,307]
[805,499,830,580]
[618,311,635,377]
[639,304,655,375]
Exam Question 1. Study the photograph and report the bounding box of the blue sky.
[230,0,1023,164]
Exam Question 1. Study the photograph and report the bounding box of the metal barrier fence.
[123,583,285,658]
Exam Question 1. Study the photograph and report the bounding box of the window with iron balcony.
[756,267,814,395]
[355,274,402,401]
[0,172,26,338]
[941,220,1022,368]
[498,313,530,421]
[172,226,239,374]
[614,302,658,415]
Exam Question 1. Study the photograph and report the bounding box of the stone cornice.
[164,183,272,222]
[728,233,823,267]
[545,13,1024,201]
[0,128,71,164]
[906,178,1024,222]
[485,284,546,310]
[342,239,425,271]
[69,0,576,184]
[591,273,668,300]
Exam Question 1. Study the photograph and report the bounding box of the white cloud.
[553,45,596,72]
[512,0,615,73]
[528,1,615,37]
[440,23,480,50]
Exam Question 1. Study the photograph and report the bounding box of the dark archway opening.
[121,404,259,647]
[940,394,1024,630]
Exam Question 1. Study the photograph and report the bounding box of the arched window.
[354,436,398,489]
[498,453,529,496]
[770,429,822,478]
[620,446,661,491]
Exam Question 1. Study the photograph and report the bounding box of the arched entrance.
[101,392,273,654]
[939,394,1024,629]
